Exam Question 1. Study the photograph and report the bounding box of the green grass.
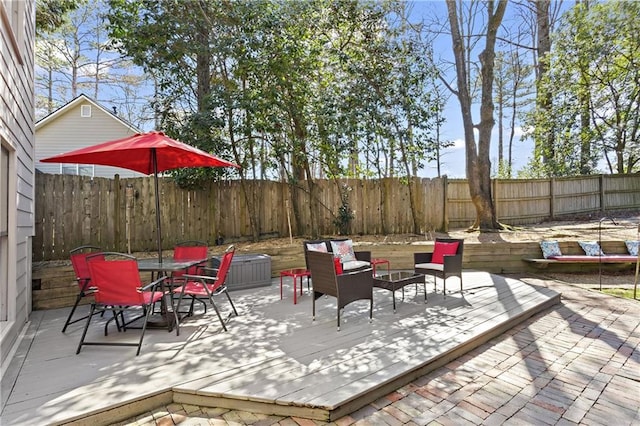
[600,288,640,300]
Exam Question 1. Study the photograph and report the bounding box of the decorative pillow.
[578,241,604,256]
[540,241,562,259]
[432,241,459,264]
[306,242,328,253]
[333,256,343,275]
[625,240,639,256]
[330,239,356,262]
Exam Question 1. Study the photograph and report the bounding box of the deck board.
[1,271,560,425]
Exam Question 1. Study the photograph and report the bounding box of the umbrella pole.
[153,149,163,262]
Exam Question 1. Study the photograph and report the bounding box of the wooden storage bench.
[523,255,638,269]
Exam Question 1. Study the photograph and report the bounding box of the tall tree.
[533,0,554,170]
[446,0,507,230]
[36,0,79,32]
[35,0,151,127]
[493,37,534,178]
[108,0,442,238]
[530,0,640,175]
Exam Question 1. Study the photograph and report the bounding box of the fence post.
[599,174,605,212]
[442,176,449,232]
[114,174,121,252]
[493,178,498,222]
[550,177,555,220]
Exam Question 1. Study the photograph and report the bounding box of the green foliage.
[333,184,354,235]
[106,0,443,183]
[36,0,81,32]
[494,160,512,179]
[600,287,639,301]
[524,1,640,176]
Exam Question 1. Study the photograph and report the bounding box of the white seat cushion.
[342,260,370,271]
[415,262,444,272]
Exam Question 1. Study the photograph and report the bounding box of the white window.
[79,165,94,176]
[81,105,92,117]
[62,164,94,177]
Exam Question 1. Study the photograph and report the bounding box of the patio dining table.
[136,257,207,331]
[137,258,206,276]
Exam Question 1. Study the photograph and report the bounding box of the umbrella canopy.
[41,131,239,173]
[42,131,240,260]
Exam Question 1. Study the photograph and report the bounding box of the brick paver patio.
[115,275,639,426]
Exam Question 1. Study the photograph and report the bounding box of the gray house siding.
[0,0,35,372]
[35,95,144,178]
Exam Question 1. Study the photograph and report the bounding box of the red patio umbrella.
[41,131,240,261]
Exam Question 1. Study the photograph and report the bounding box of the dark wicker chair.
[414,238,464,295]
[307,250,373,331]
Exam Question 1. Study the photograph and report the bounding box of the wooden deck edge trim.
[327,291,562,421]
[168,291,562,423]
[172,393,332,422]
[50,390,174,426]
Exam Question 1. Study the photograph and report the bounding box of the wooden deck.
[1,271,560,425]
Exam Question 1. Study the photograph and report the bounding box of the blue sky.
[411,0,531,178]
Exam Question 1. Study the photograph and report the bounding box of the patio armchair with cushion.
[303,238,371,272]
[62,245,104,333]
[414,238,464,295]
[307,250,373,331]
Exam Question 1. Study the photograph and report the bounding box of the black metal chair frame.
[174,245,239,331]
[62,245,102,333]
[77,252,175,356]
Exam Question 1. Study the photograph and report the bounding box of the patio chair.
[77,252,176,356]
[414,238,464,295]
[62,245,104,333]
[303,239,371,272]
[171,241,209,311]
[173,240,209,276]
[172,245,238,331]
[307,250,373,331]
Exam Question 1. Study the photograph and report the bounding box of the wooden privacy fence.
[33,173,640,261]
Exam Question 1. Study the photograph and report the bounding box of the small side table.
[280,268,311,304]
[370,258,390,276]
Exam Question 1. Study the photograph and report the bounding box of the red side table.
[280,268,311,304]
[370,258,390,276]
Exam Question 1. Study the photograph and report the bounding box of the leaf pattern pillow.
[330,239,356,262]
[540,241,562,259]
[625,240,639,256]
[578,241,604,256]
[306,242,328,253]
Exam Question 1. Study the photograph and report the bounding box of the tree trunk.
[446,0,506,230]
[535,0,555,169]
[290,112,319,238]
[195,1,211,113]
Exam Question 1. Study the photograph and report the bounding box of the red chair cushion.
[432,241,459,264]
[333,256,343,275]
